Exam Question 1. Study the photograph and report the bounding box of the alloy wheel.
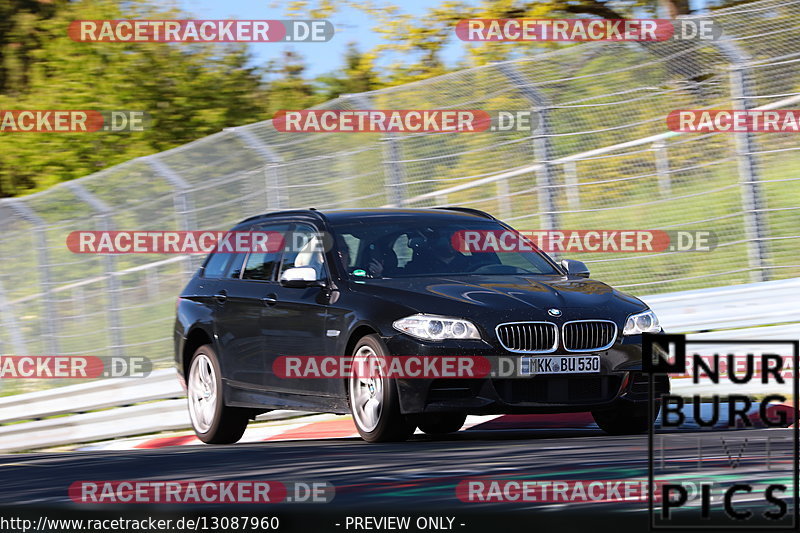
[188,352,217,433]
[348,345,384,432]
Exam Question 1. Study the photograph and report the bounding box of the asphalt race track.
[0,425,796,532]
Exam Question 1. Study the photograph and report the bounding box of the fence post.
[145,156,197,231]
[563,161,580,209]
[496,179,512,219]
[343,93,407,207]
[146,156,198,276]
[498,63,559,253]
[381,135,407,207]
[652,141,672,196]
[68,183,125,358]
[714,40,770,282]
[0,278,27,354]
[7,200,59,355]
[74,284,87,326]
[231,127,286,210]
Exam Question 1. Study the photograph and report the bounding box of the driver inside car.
[363,244,398,278]
[404,231,471,275]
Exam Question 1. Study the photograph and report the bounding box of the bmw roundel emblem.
[548,308,562,317]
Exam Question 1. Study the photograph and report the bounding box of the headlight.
[623,309,660,335]
[392,314,481,341]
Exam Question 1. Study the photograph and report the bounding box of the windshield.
[330,216,561,278]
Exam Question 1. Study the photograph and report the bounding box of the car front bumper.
[384,334,670,415]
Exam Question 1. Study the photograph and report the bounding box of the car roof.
[238,207,496,225]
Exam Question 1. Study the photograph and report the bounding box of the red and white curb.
[76,412,599,451]
[74,403,795,452]
[76,414,508,451]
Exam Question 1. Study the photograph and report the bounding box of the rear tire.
[418,413,467,435]
[347,334,416,443]
[592,400,659,435]
[187,344,249,444]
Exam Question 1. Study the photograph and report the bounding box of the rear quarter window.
[202,252,232,278]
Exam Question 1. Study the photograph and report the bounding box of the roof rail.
[433,206,496,220]
[239,209,325,225]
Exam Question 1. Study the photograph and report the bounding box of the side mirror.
[561,259,590,278]
[280,267,325,288]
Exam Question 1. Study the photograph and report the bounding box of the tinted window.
[240,223,289,281]
[279,224,326,279]
[242,252,281,281]
[392,234,413,267]
[226,253,246,279]
[329,216,560,278]
[341,234,359,268]
[203,252,232,278]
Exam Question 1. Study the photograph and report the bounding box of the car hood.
[351,274,647,323]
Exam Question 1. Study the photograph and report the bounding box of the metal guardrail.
[645,276,800,333]
[0,369,181,424]
[0,399,311,453]
[0,277,796,452]
[0,399,190,452]
[0,368,309,452]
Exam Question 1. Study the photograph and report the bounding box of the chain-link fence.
[1,0,798,392]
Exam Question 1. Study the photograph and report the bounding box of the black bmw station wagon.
[174,208,668,443]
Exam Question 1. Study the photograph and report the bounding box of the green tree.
[316,42,382,100]
[265,50,326,115]
[0,0,275,196]
[0,0,66,95]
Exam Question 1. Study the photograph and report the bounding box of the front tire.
[347,335,416,443]
[187,344,249,444]
[592,400,659,435]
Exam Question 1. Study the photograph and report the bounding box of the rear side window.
[241,223,289,281]
[242,252,282,281]
[203,252,233,278]
[226,253,246,279]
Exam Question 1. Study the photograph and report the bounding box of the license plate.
[520,355,600,375]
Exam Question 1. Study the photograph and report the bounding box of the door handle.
[213,290,227,303]
[261,294,278,306]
